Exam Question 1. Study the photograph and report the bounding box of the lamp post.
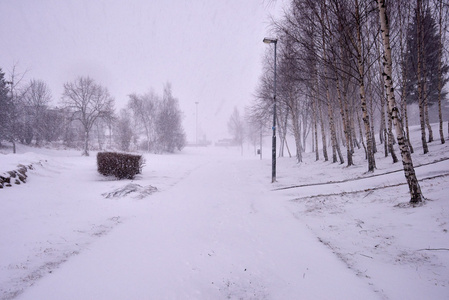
[195,101,199,146]
[263,37,277,183]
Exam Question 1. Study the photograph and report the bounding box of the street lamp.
[263,37,277,183]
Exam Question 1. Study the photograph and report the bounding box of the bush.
[97,152,144,179]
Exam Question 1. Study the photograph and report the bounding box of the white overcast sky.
[0,0,285,142]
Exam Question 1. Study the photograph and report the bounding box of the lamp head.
[263,38,277,44]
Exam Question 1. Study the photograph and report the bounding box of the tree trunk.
[277,108,288,158]
[313,94,319,161]
[292,110,302,163]
[311,120,315,153]
[285,138,292,158]
[368,91,377,155]
[379,106,385,146]
[422,59,433,143]
[366,24,377,156]
[83,130,89,156]
[387,102,398,163]
[336,123,344,163]
[355,0,375,171]
[356,108,367,159]
[398,0,414,153]
[417,0,429,154]
[381,97,388,157]
[320,7,340,164]
[350,102,359,151]
[333,2,354,161]
[378,0,423,203]
[379,27,398,164]
[402,85,414,153]
[377,40,389,158]
[337,78,353,166]
[424,90,433,143]
[302,108,309,153]
[318,96,328,161]
[325,84,338,163]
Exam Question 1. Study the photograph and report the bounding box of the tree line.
[0,71,186,156]
[247,0,449,203]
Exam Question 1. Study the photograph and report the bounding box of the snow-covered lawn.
[1,125,448,299]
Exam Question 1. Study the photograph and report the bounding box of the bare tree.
[21,79,52,145]
[61,77,115,156]
[128,91,159,152]
[2,64,28,153]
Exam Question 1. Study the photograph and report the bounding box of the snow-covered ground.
[0,124,448,299]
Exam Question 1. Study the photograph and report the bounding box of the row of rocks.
[0,164,34,188]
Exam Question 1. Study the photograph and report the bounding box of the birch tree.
[409,1,427,152]
[353,0,376,171]
[377,0,423,204]
[436,0,448,144]
[128,91,159,152]
[396,0,414,153]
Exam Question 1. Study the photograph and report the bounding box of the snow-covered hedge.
[97,152,144,180]
[0,164,32,188]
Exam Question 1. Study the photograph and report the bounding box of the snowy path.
[16,152,379,299]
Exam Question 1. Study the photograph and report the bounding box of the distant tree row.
[248,0,449,203]
[0,71,186,155]
[227,107,245,154]
[125,83,186,153]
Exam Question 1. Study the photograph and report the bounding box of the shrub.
[97,152,144,179]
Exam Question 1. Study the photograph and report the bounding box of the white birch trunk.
[355,0,375,171]
[378,0,423,203]
[416,0,429,154]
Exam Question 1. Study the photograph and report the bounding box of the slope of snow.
[0,124,448,299]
